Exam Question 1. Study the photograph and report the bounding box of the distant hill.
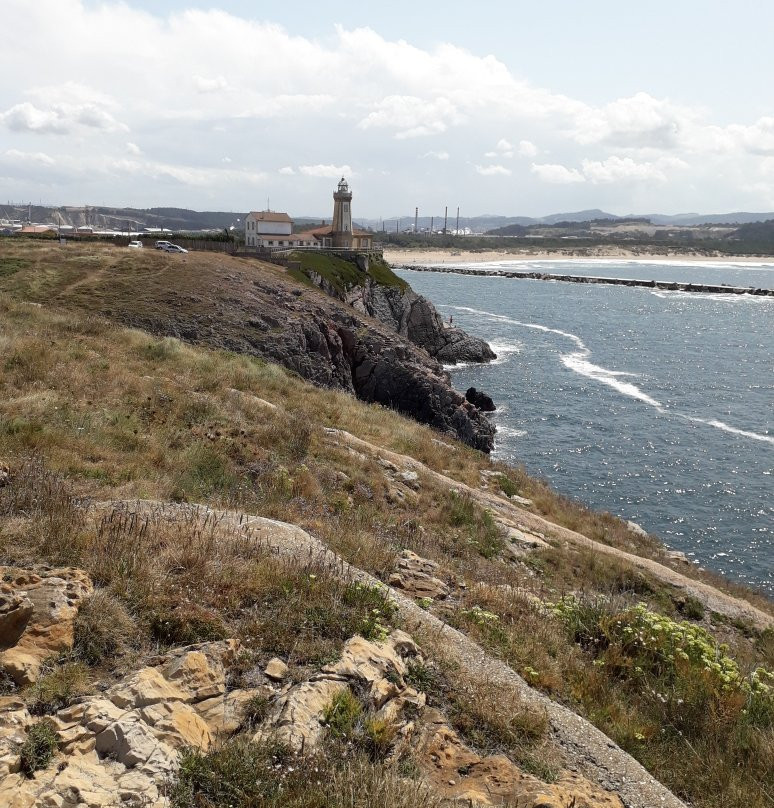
[645,212,774,226]
[5,203,774,234]
[0,204,245,232]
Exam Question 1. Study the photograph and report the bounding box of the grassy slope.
[288,250,409,293]
[0,240,772,808]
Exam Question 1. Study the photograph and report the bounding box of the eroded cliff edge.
[289,251,496,365]
[5,245,496,452]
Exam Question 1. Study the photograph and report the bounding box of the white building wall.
[255,219,291,235]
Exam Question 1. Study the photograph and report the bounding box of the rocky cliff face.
[305,264,496,365]
[47,255,495,452]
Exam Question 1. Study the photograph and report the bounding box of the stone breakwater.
[398,265,774,296]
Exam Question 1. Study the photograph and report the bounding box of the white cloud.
[486,138,515,159]
[4,148,55,166]
[581,155,687,184]
[518,139,538,157]
[358,95,462,139]
[0,98,126,135]
[572,92,687,149]
[194,75,229,93]
[0,102,68,134]
[299,164,353,178]
[0,3,771,213]
[476,164,512,176]
[531,163,585,184]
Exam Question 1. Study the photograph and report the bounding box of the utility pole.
[456,206,460,234]
[396,218,399,233]
[414,207,418,234]
[443,206,448,235]
[430,216,434,235]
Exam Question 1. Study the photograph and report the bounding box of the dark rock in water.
[465,387,496,412]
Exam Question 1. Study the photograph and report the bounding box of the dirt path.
[322,427,773,631]
[93,499,686,808]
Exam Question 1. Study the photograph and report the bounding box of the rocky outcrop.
[466,387,496,411]
[0,567,93,685]
[389,550,450,600]
[311,267,495,366]
[419,718,624,808]
[362,282,495,365]
[103,265,495,451]
[0,640,244,807]
[256,629,424,753]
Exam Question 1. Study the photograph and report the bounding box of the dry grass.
[171,737,440,808]
[1,240,773,807]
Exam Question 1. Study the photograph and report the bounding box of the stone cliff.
[9,246,495,452]
[294,252,496,365]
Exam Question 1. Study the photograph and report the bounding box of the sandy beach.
[383,247,774,265]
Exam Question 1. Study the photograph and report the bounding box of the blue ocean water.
[395,261,774,595]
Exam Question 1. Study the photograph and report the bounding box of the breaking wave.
[450,305,772,446]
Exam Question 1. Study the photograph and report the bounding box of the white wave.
[449,304,773,447]
[495,425,528,439]
[488,341,523,366]
[450,306,662,408]
[680,415,774,446]
[450,306,586,350]
[561,354,662,407]
[649,289,773,304]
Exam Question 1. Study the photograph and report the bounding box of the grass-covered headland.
[0,240,772,808]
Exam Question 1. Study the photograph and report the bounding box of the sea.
[394,260,774,596]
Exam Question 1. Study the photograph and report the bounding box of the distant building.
[244,210,319,249]
[246,178,374,251]
[294,178,374,250]
[17,225,56,234]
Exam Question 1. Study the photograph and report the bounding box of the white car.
[155,240,173,250]
[163,244,188,253]
[127,240,143,249]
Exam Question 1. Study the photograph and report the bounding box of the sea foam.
[450,305,773,446]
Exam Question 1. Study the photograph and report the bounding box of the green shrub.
[73,589,136,666]
[148,603,227,648]
[140,337,180,361]
[446,492,503,559]
[170,738,440,808]
[240,694,270,730]
[323,689,363,738]
[26,662,90,715]
[342,582,397,642]
[170,737,291,807]
[362,716,398,760]
[19,719,58,777]
[494,473,520,498]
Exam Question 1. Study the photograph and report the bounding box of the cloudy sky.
[3,0,774,218]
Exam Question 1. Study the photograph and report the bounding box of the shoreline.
[383,247,774,265]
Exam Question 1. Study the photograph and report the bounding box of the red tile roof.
[247,211,292,223]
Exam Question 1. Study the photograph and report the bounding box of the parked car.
[163,244,188,253]
[127,240,143,249]
[154,240,172,250]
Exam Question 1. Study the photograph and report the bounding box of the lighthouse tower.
[331,177,353,248]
